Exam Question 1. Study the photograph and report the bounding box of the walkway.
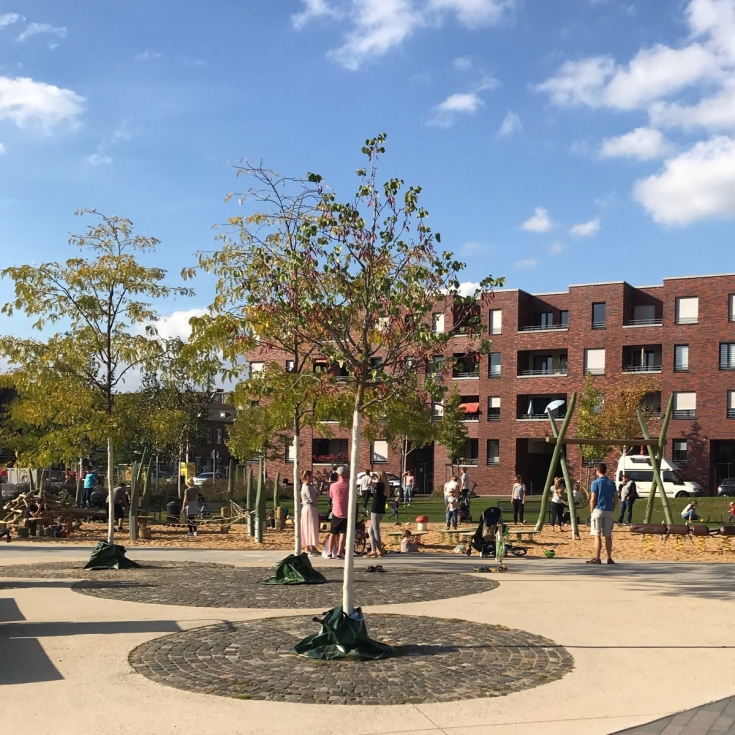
[614,697,735,734]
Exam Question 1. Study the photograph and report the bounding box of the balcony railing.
[624,318,663,327]
[431,414,443,422]
[458,457,479,466]
[312,454,349,464]
[674,363,689,372]
[486,457,500,466]
[673,409,696,419]
[720,362,735,371]
[585,368,605,376]
[676,317,698,325]
[453,371,480,379]
[487,410,501,422]
[592,321,606,330]
[488,368,502,379]
[461,412,480,422]
[623,365,662,374]
[520,324,568,332]
[519,368,568,377]
[644,410,663,419]
[728,408,735,419]
[518,412,567,421]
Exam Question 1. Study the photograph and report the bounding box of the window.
[721,343,735,370]
[560,310,569,327]
[207,428,213,444]
[488,352,501,378]
[250,361,264,375]
[370,357,383,369]
[535,312,554,328]
[487,396,501,421]
[730,294,735,322]
[433,312,445,333]
[633,304,656,323]
[461,439,479,466]
[675,296,698,325]
[729,391,735,419]
[673,392,696,419]
[285,439,297,463]
[592,302,606,329]
[489,309,502,335]
[432,401,444,420]
[216,429,223,445]
[585,348,606,375]
[486,440,500,466]
[371,440,389,464]
[674,345,689,372]
[285,360,295,373]
[430,355,444,374]
[533,354,554,374]
[672,439,688,465]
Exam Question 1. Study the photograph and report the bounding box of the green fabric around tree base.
[292,606,393,660]
[84,541,141,570]
[262,552,327,585]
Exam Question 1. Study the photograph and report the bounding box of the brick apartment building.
[247,273,735,496]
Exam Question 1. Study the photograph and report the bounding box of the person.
[388,497,399,520]
[22,498,41,536]
[446,488,460,530]
[360,469,374,512]
[550,477,567,531]
[681,501,700,523]
[460,468,470,497]
[367,471,387,557]
[587,463,617,564]
[112,482,129,532]
[617,473,638,525]
[329,466,339,483]
[729,501,735,522]
[400,529,420,553]
[299,470,320,555]
[328,466,349,559]
[89,486,107,510]
[402,470,415,506]
[444,475,458,504]
[511,475,526,524]
[82,469,98,507]
[0,527,10,542]
[183,478,199,537]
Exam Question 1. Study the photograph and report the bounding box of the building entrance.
[410,443,435,495]
[516,438,565,496]
[712,440,735,490]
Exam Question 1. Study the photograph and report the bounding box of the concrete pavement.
[1,545,734,735]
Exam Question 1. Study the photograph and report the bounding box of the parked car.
[717,478,735,496]
[614,454,703,498]
[192,471,225,487]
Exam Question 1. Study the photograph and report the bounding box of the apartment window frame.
[371,440,389,465]
[461,438,479,466]
[674,344,689,373]
[592,302,606,330]
[675,296,699,325]
[216,428,223,445]
[672,439,688,466]
[673,391,697,420]
[560,310,569,328]
[584,348,606,375]
[489,309,502,335]
[250,361,265,375]
[488,352,501,378]
[432,312,445,334]
[720,343,735,371]
[729,294,735,323]
[728,390,735,419]
[487,396,501,421]
[285,439,297,463]
[486,439,500,466]
[285,360,295,373]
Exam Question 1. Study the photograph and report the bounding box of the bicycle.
[354,518,367,556]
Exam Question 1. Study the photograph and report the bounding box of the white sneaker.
[322,549,330,558]
[331,553,340,559]
[193,532,197,537]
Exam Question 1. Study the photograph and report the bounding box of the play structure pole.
[547,409,579,540]
[534,392,577,532]
[638,395,674,524]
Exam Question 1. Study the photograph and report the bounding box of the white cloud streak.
[599,127,674,160]
[135,50,162,62]
[521,207,553,233]
[498,110,521,137]
[292,0,340,29]
[0,76,84,131]
[86,153,113,166]
[16,22,66,42]
[514,258,538,270]
[569,218,600,237]
[0,13,23,27]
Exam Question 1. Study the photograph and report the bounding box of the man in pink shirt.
[328,466,350,559]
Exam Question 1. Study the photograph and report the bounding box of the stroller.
[467,507,528,558]
[458,492,472,524]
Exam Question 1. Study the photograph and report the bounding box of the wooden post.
[273,471,280,511]
[534,392,577,532]
[638,397,674,524]
[227,458,235,504]
[255,459,265,543]
[142,459,152,514]
[547,409,579,540]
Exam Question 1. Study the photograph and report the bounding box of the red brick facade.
[247,274,735,496]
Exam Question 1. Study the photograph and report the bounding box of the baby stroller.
[458,493,472,524]
[467,506,528,559]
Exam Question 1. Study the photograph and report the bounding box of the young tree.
[434,388,469,471]
[1,210,192,543]
[299,134,502,613]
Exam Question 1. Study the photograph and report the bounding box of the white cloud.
[569,218,601,237]
[549,241,564,255]
[457,281,481,296]
[521,207,553,233]
[0,142,6,154]
[135,50,162,62]
[179,57,206,68]
[452,55,473,71]
[430,91,484,126]
[0,13,23,27]
[649,80,735,131]
[633,136,735,225]
[148,308,207,341]
[514,258,538,270]
[292,0,340,29]
[497,110,521,137]
[110,118,135,144]
[16,22,66,42]
[599,127,674,160]
[0,76,84,131]
[86,153,113,166]
[300,0,513,70]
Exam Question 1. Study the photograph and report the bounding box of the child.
[400,529,420,553]
[446,489,460,530]
[388,498,399,520]
[728,501,735,523]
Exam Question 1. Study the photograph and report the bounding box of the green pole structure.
[534,392,577,532]
[246,466,254,536]
[129,461,140,540]
[547,409,579,540]
[638,397,674,524]
[255,458,265,543]
[142,459,153,514]
[227,458,235,504]
[273,471,280,511]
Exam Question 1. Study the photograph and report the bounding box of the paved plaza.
[1,545,734,735]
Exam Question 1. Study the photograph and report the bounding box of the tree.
[0,210,192,543]
[434,388,469,470]
[298,134,502,613]
[575,374,604,463]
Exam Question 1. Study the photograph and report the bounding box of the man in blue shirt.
[587,463,618,565]
[82,470,98,508]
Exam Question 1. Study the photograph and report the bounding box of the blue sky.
[2,0,735,340]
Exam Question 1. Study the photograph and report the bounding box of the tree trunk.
[246,466,254,536]
[107,436,115,544]
[129,461,139,540]
[343,401,363,615]
[76,456,83,506]
[293,422,301,555]
[255,459,264,543]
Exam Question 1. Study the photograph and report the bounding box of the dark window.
[560,310,569,327]
[486,440,499,465]
[720,343,735,370]
[487,397,500,421]
[672,440,688,465]
[674,345,689,372]
[592,302,606,329]
[534,312,554,328]
[488,353,501,378]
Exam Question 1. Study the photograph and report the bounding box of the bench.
[507,528,540,543]
[386,531,427,547]
[436,528,470,544]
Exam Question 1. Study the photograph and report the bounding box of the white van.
[615,454,703,498]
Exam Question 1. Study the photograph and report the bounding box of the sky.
[2,0,735,342]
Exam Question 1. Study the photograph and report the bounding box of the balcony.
[520,323,568,333]
[624,318,663,328]
[453,353,480,380]
[517,350,568,378]
[623,345,662,374]
[519,367,568,377]
[487,408,501,422]
[458,457,479,467]
[673,409,696,419]
[460,399,480,422]
[518,412,568,421]
[623,364,662,374]
[517,394,567,421]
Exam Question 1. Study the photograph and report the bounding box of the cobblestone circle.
[129,614,573,705]
[0,562,498,609]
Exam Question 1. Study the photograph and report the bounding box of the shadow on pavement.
[1,619,181,638]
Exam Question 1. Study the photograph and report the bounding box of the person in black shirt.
[366,472,387,557]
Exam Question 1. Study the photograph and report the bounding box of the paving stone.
[0,561,498,609]
[127,614,573,705]
[614,697,735,735]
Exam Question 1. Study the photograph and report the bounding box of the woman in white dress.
[300,470,320,555]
